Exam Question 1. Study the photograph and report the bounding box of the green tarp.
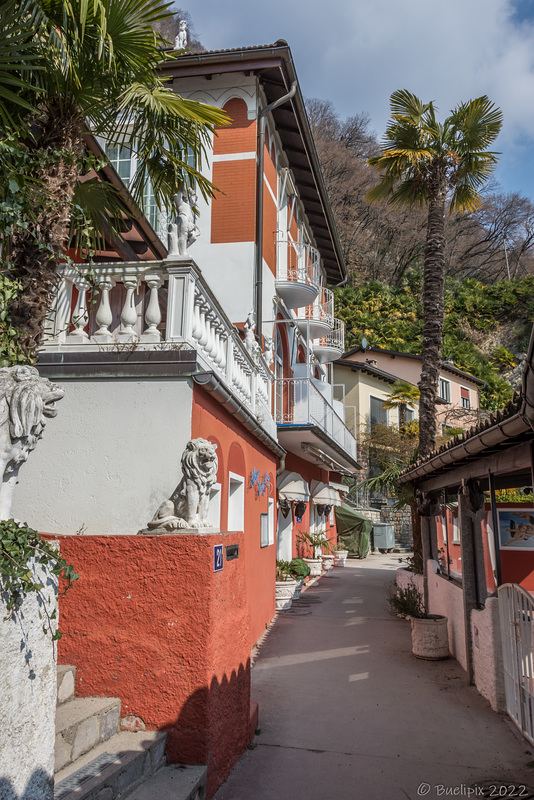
[335,503,372,559]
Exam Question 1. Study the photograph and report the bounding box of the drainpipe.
[254,81,297,346]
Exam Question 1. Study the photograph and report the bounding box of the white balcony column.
[117,277,139,342]
[93,277,115,344]
[141,274,163,343]
[251,372,257,416]
[166,264,195,341]
[225,337,234,384]
[66,276,90,343]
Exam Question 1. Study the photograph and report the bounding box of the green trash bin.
[334,503,373,559]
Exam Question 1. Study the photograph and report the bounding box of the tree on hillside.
[382,379,420,430]
[367,90,502,458]
[0,0,227,361]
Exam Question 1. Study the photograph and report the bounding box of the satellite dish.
[362,337,368,351]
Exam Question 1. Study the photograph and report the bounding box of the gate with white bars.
[498,583,534,744]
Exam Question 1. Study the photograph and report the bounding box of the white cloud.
[183,0,534,197]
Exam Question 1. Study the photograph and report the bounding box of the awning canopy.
[310,480,342,507]
[277,471,310,502]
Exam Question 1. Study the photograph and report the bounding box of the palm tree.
[382,379,420,430]
[0,0,228,360]
[367,90,502,458]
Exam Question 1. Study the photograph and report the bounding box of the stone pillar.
[458,481,487,685]
[0,562,57,800]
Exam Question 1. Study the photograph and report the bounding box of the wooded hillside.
[307,99,534,411]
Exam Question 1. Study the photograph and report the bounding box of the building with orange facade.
[11,41,359,796]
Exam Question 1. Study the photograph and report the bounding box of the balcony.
[275,235,320,309]
[295,286,334,339]
[313,318,345,363]
[44,260,275,439]
[275,377,357,466]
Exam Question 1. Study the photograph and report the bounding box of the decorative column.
[141,274,163,343]
[66,277,90,343]
[117,277,139,342]
[93,277,115,344]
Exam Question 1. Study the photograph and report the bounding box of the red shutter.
[461,387,470,399]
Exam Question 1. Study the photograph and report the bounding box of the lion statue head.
[0,366,64,519]
[181,438,218,490]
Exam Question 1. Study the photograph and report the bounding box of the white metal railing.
[275,377,357,460]
[44,261,274,433]
[275,234,320,287]
[499,583,534,746]
[313,318,345,351]
[295,286,334,331]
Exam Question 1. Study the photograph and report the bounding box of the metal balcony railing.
[313,318,345,362]
[275,234,320,309]
[295,286,334,339]
[275,377,357,460]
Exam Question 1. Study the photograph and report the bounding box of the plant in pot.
[296,529,327,577]
[319,536,335,573]
[333,542,349,567]
[386,581,449,660]
[288,557,311,599]
[275,560,297,611]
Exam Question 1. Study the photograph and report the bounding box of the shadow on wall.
[164,662,251,798]
[0,770,53,800]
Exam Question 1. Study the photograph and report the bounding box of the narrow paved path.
[215,555,534,800]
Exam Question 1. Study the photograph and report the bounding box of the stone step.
[54,729,166,800]
[55,696,121,773]
[127,764,207,800]
[57,665,76,706]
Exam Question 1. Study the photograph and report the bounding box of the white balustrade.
[47,260,275,431]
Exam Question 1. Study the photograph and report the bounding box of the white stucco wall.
[471,598,505,712]
[0,562,56,800]
[426,560,467,671]
[11,377,194,536]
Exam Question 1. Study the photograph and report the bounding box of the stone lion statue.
[0,366,64,520]
[147,438,218,532]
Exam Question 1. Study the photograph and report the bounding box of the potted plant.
[275,560,297,610]
[288,557,311,599]
[296,530,327,577]
[333,542,349,567]
[386,581,449,660]
[320,537,335,572]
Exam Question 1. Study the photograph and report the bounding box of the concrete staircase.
[54,666,207,800]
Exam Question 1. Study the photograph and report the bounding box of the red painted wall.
[284,452,337,558]
[192,385,278,646]
[57,532,249,797]
[211,98,256,244]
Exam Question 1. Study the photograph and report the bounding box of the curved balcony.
[275,235,320,309]
[295,287,334,339]
[313,318,345,363]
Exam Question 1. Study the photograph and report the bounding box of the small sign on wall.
[214,544,224,572]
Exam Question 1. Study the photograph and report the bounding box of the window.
[104,143,160,232]
[405,408,415,423]
[438,378,451,403]
[228,472,244,532]
[460,387,471,409]
[208,483,221,530]
[260,500,275,548]
[370,396,388,431]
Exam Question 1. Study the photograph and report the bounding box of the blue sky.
[180,0,534,202]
